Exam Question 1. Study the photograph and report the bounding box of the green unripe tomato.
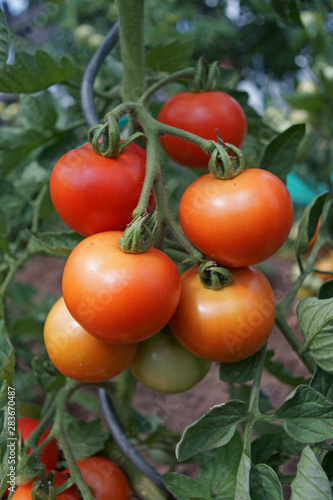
[74,24,95,43]
[88,33,105,51]
[130,332,211,394]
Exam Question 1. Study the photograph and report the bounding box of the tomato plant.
[169,266,275,363]
[178,168,294,267]
[130,331,211,393]
[158,91,247,168]
[17,418,59,484]
[62,231,181,344]
[50,141,152,236]
[43,297,138,382]
[12,472,80,500]
[64,456,131,500]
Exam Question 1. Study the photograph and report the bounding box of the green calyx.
[193,58,221,92]
[199,261,233,290]
[118,210,159,254]
[208,138,245,180]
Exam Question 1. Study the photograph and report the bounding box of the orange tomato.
[65,456,131,500]
[169,266,275,363]
[179,168,294,267]
[62,231,181,344]
[44,298,138,382]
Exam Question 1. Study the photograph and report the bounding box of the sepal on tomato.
[199,260,233,290]
[118,210,158,254]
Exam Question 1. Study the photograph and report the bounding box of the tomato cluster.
[44,88,293,394]
[12,418,131,499]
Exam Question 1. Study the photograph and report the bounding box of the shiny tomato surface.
[179,168,294,267]
[62,231,181,344]
[169,266,275,363]
[44,297,138,382]
[158,91,247,168]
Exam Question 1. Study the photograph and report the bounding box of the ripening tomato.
[44,297,138,382]
[12,472,80,500]
[64,456,131,500]
[179,168,293,267]
[16,418,59,484]
[157,91,247,168]
[169,266,275,363]
[130,331,211,393]
[50,141,153,236]
[62,231,181,344]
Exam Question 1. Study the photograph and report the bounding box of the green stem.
[158,120,214,153]
[52,380,95,500]
[275,308,315,373]
[115,0,145,102]
[243,345,267,457]
[279,238,323,311]
[31,184,48,233]
[139,68,195,106]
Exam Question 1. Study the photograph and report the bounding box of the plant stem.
[52,380,95,500]
[275,308,315,373]
[115,0,145,102]
[243,345,267,457]
[139,67,195,106]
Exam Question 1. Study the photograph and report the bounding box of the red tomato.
[50,141,153,236]
[44,297,138,382]
[12,471,79,500]
[62,231,181,344]
[17,418,59,481]
[169,266,275,363]
[179,168,293,267]
[64,456,131,500]
[158,91,247,168]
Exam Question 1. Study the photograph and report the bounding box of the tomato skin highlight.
[158,91,247,168]
[50,141,152,236]
[12,472,80,500]
[130,332,211,393]
[64,456,131,500]
[179,168,294,267]
[17,418,59,479]
[62,231,181,344]
[44,297,138,382]
[169,266,275,363]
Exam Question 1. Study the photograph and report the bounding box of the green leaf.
[64,416,108,460]
[176,400,248,461]
[0,51,74,93]
[163,474,210,500]
[28,231,83,257]
[251,434,280,465]
[0,9,9,72]
[235,452,251,500]
[0,127,50,177]
[274,385,333,443]
[195,433,243,499]
[219,353,257,383]
[290,446,331,500]
[265,351,308,387]
[250,464,283,500]
[13,162,49,202]
[259,124,306,183]
[322,450,333,482]
[284,92,325,114]
[295,192,328,260]
[19,92,58,132]
[310,366,333,400]
[165,433,243,500]
[297,297,333,373]
[17,403,41,420]
[318,199,333,244]
[146,38,195,73]
[319,280,333,300]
